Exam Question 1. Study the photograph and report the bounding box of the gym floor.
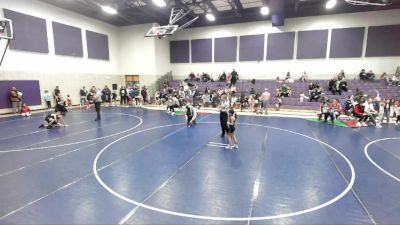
[0,107,399,225]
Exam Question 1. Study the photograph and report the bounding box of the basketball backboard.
[0,18,13,40]
[145,25,178,37]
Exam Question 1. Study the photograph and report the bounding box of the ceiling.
[40,0,400,27]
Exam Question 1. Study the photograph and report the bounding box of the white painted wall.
[0,0,124,114]
[170,9,400,80]
[0,0,120,74]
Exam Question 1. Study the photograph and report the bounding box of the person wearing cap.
[260,88,271,115]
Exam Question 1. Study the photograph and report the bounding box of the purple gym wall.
[0,81,42,109]
[191,39,212,63]
[330,27,364,58]
[86,30,109,60]
[366,24,400,57]
[214,36,237,62]
[170,40,190,63]
[297,29,328,59]
[266,32,295,60]
[3,9,49,54]
[52,21,83,57]
[239,34,264,61]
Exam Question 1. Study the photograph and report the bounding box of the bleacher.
[169,79,400,111]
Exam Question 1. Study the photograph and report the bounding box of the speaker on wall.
[112,84,117,90]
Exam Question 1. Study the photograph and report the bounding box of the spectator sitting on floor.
[317,98,330,122]
[359,69,367,80]
[366,70,375,80]
[363,98,381,128]
[20,103,31,117]
[343,95,355,116]
[329,99,342,122]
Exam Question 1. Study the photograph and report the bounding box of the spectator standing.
[260,88,271,115]
[230,69,239,87]
[10,87,22,114]
[79,86,87,108]
[120,86,128,105]
[43,90,51,109]
[54,86,60,101]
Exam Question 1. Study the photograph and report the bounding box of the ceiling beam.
[233,0,244,11]
[203,0,218,13]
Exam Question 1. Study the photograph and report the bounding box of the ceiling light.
[152,0,166,7]
[260,6,270,15]
[325,0,337,9]
[206,13,215,21]
[101,5,117,15]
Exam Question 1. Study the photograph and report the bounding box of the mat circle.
[93,122,355,221]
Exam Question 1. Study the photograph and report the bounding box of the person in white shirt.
[364,98,381,128]
[260,88,271,115]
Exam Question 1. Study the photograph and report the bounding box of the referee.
[219,94,230,137]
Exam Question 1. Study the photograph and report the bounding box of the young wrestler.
[38,111,67,129]
[226,107,238,149]
[185,103,197,127]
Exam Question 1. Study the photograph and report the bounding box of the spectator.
[260,88,271,115]
[308,83,315,95]
[275,98,282,111]
[300,92,309,103]
[20,103,31,117]
[10,87,22,114]
[396,100,400,125]
[102,85,111,106]
[120,86,128,105]
[219,72,227,82]
[79,86,87,108]
[54,86,61,101]
[338,70,345,79]
[366,70,375,80]
[43,90,51,109]
[300,71,308,82]
[230,69,239,87]
[381,99,391,124]
[66,95,72,107]
[359,69,367,80]
[285,72,291,81]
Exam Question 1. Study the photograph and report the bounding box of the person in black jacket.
[120,86,128,105]
[102,85,111,106]
[230,69,239,87]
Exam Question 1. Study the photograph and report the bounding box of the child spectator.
[43,90,51,109]
[276,98,282,111]
[66,95,72,107]
[111,91,117,106]
[20,103,31,117]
